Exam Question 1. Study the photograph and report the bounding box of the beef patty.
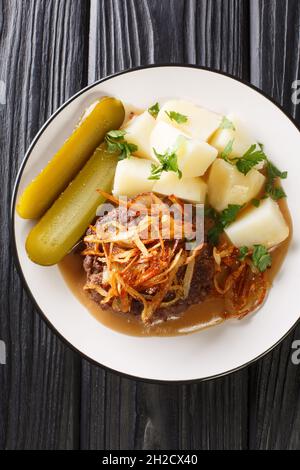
[83,207,215,322]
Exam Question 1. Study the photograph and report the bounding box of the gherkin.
[26,144,119,266]
[17,97,125,219]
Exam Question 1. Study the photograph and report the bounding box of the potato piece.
[151,121,217,177]
[153,173,207,203]
[224,198,289,248]
[113,157,154,197]
[157,99,222,141]
[210,114,257,158]
[124,111,156,160]
[178,138,218,178]
[208,159,265,212]
[150,121,185,161]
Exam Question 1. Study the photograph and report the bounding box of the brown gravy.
[58,200,292,337]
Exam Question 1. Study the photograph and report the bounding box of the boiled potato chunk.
[153,173,207,203]
[210,114,257,158]
[157,99,222,141]
[113,157,154,197]
[224,198,289,249]
[124,111,156,160]
[208,159,265,212]
[151,121,217,176]
[179,138,218,178]
[150,121,184,161]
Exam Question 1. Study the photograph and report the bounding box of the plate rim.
[10,63,300,384]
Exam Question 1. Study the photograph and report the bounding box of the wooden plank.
[250,0,300,117]
[0,0,89,449]
[249,0,300,450]
[80,366,138,449]
[89,0,250,80]
[82,0,250,450]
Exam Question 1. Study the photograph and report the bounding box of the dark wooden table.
[1,0,300,450]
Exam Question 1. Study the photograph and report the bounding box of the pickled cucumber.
[26,144,118,266]
[17,97,125,219]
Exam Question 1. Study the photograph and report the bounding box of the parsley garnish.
[105,130,138,160]
[235,144,267,175]
[221,205,244,226]
[165,111,188,124]
[237,244,272,272]
[220,116,236,130]
[207,225,223,246]
[252,199,260,208]
[239,246,249,261]
[148,102,160,119]
[267,186,286,200]
[204,206,219,221]
[220,139,234,162]
[220,143,266,175]
[148,148,182,180]
[207,204,243,245]
[265,161,287,200]
[252,245,272,272]
[107,129,126,139]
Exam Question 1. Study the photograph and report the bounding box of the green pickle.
[17,97,125,219]
[26,144,118,266]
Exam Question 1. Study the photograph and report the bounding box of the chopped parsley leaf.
[265,161,288,200]
[252,245,272,272]
[220,116,236,130]
[148,148,182,180]
[235,144,267,175]
[207,204,243,245]
[148,102,160,119]
[220,139,234,162]
[239,246,249,261]
[105,130,138,160]
[165,111,188,124]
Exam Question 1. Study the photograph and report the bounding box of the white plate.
[11,65,300,382]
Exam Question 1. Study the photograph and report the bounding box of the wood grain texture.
[0,0,89,449]
[250,0,300,118]
[89,0,250,80]
[82,0,250,451]
[248,0,300,450]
